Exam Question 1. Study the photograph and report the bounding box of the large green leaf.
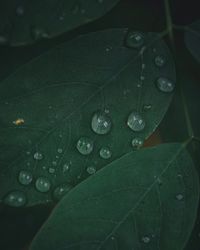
[30,143,199,250]
[0,29,176,206]
[184,20,200,63]
[0,0,120,46]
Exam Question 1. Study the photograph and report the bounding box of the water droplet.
[176,194,184,201]
[131,138,143,149]
[127,112,145,132]
[156,77,175,93]
[33,152,43,160]
[140,75,145,81]
[4,191,26,207]
[155,55,166,67]
[53,184,72,201]
[141,236,151,244]
[91,111,112,135]
[52,161,57,166]
[48,167,55,174]
[35,177,51,193]
[16,6,25,16]
[76,137,94,155]
[63,163,70,172]
[99,147,112,159]
[18,170,33,185]
[126,31,145,49]
[86,166,96,175]
[143,104,152,111]
[57,148,63,154]
[105,46,112,52]
[141,63,146,69]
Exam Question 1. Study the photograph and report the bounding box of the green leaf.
[0,0,120,46]
[184,20,200,63]
[0,29,176,206]
[30,143,199,250]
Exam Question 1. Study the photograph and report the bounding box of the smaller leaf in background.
[184,19,200,63]
[30,143,199,250]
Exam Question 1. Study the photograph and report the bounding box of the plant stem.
[164,0,174,44]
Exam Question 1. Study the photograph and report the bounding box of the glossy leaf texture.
[0,28,176,206]
[184,19,200,63]
[30,143,199,250]
[0,0,120,46]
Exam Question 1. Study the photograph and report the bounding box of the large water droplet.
[86,166,96,175]
[131,138,143,149]
[99,147,112,159]
[91,111,112,135]
[126,31,145,49]
[127,112,145,132]
[53,184,72,201]
[18,170,33,185]
[35,177,51,193]
[4,191,26,207]
[33,152,43,160]
[154,55,166,67]
[76,137,94,155]
[141,236,151,244]
[156,77,175,93]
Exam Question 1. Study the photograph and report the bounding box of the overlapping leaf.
[0,28,176,206]
[30,143,199,250]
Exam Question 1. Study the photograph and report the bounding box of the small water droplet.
[127,112,145,132]
[4,191,26,207]
[18,170,33,185]
[140,75,145,81]
[52,161,57,166]
[105,46,112,52]
[35,177,51,193]
[141,63,146,69]
[143,104,152,111]
[91,111,112,135]
[156,77,175,93]
[86,166,96,175]
[0,35,8,45]
[26,151,31,155]
[141,236,151,244]
[53,184,72,201]
[176,194,184,201]
[131,138,143,149]
[126,31,145,49]
[48,167,55,174]
[76,137,94,155]
[16,6,25,16]
[99,147,112,159]
[63,163,70,172]
[33,152,43,160]
[57,148,63,154]
[155,55,166,67]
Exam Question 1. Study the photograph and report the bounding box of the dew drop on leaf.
[91,111,112,135]
[126,31,145,49]
[35,177,51,193]
[141,236,151,244]
[143,104,152,111]
[63,163,70,173]
[154,55,166,67]
[86,166,96,175]
[127,112,145,132]
[99,147,112,159]
[33,152,43,160]
[76,137,94,155]
[57,148,63,154]
[176,194,184,201]
[48,167,56,174]
[18,170,33,185]
[131,138,143,149]
[156,77,175,93]
[4,191,26,207]
[53,184,72,201]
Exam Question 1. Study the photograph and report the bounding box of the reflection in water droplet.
[176,194,184,201]
[87,166,96,175]
[126,31,145,49]
[131,138,143,149]
[33,152,43,160]
[4,191,26,207]
[141,236,150,244]
[99,147,112,159]
[35,177,51,193]
[18,170,33,185]
[53,184,72,201]
[155,55,166,67]
[156,77,175,93]
[127,112,145,132]
[91,111,112,135]
[77,137,94,155]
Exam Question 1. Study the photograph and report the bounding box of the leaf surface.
[0,28,176,206]
[30,143,200,250]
